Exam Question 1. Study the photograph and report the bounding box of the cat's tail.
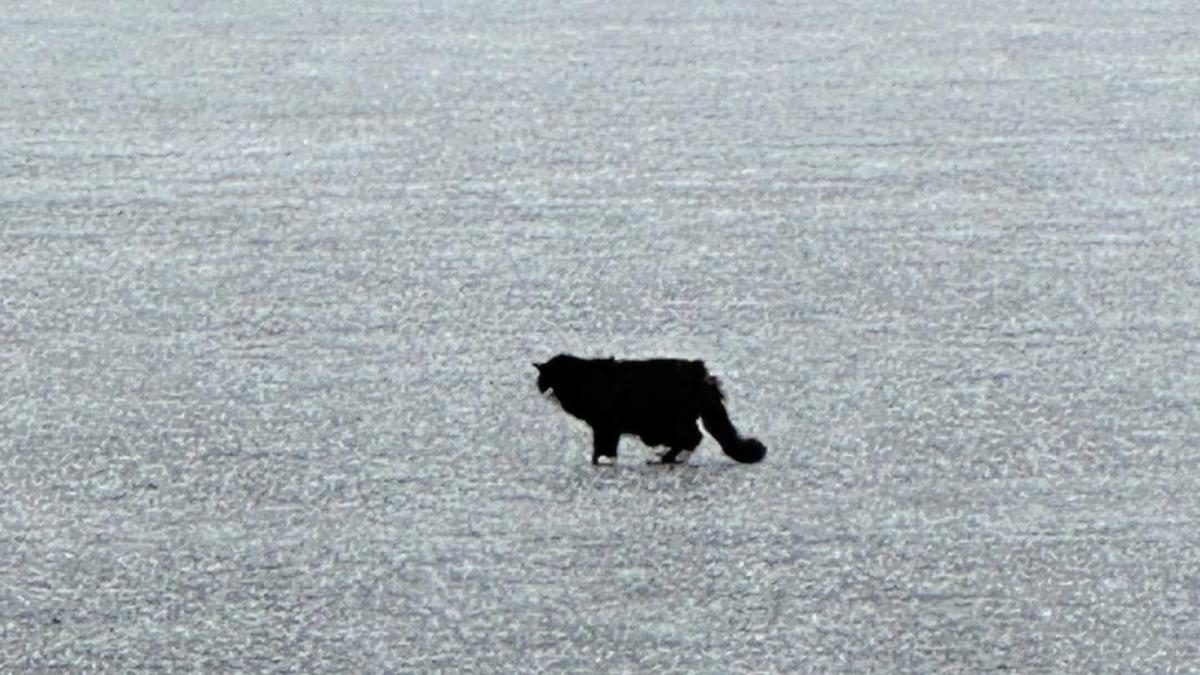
[699,376,766,464]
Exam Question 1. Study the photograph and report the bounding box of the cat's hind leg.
[657,447,693,464]
[653,422,702,464]
[592,427,618,465]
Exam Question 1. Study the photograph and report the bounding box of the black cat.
[534,354,767,465]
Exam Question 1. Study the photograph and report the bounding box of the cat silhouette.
[535,354,766,465]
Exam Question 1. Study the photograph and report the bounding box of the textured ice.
[2,1,1199,672]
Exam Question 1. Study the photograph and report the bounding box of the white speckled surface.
[3,1,1198,671]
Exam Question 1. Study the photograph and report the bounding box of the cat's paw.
[593,455,617,466]
[648,449,693,465]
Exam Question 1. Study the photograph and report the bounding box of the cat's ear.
[533,362,544,372]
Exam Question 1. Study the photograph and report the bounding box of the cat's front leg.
[592,427,618,465]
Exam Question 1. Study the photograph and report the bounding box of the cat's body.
[534,354,766,465]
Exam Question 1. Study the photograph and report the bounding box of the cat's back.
[613,357,709,383]
[608,359,710,409]
[548,354,709,397]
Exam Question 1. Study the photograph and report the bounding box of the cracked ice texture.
[2,0,1198,672]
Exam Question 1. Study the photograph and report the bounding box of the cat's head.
[533,354,573,395]
[532,359,555,394]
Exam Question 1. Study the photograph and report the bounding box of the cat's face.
[533,361,555,394]
[533,355,571,397]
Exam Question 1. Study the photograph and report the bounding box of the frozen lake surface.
[3,1,1199,671]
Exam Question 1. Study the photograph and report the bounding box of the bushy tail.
[700,376,766,464]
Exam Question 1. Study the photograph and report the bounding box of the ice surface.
[2,1,1199,671]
